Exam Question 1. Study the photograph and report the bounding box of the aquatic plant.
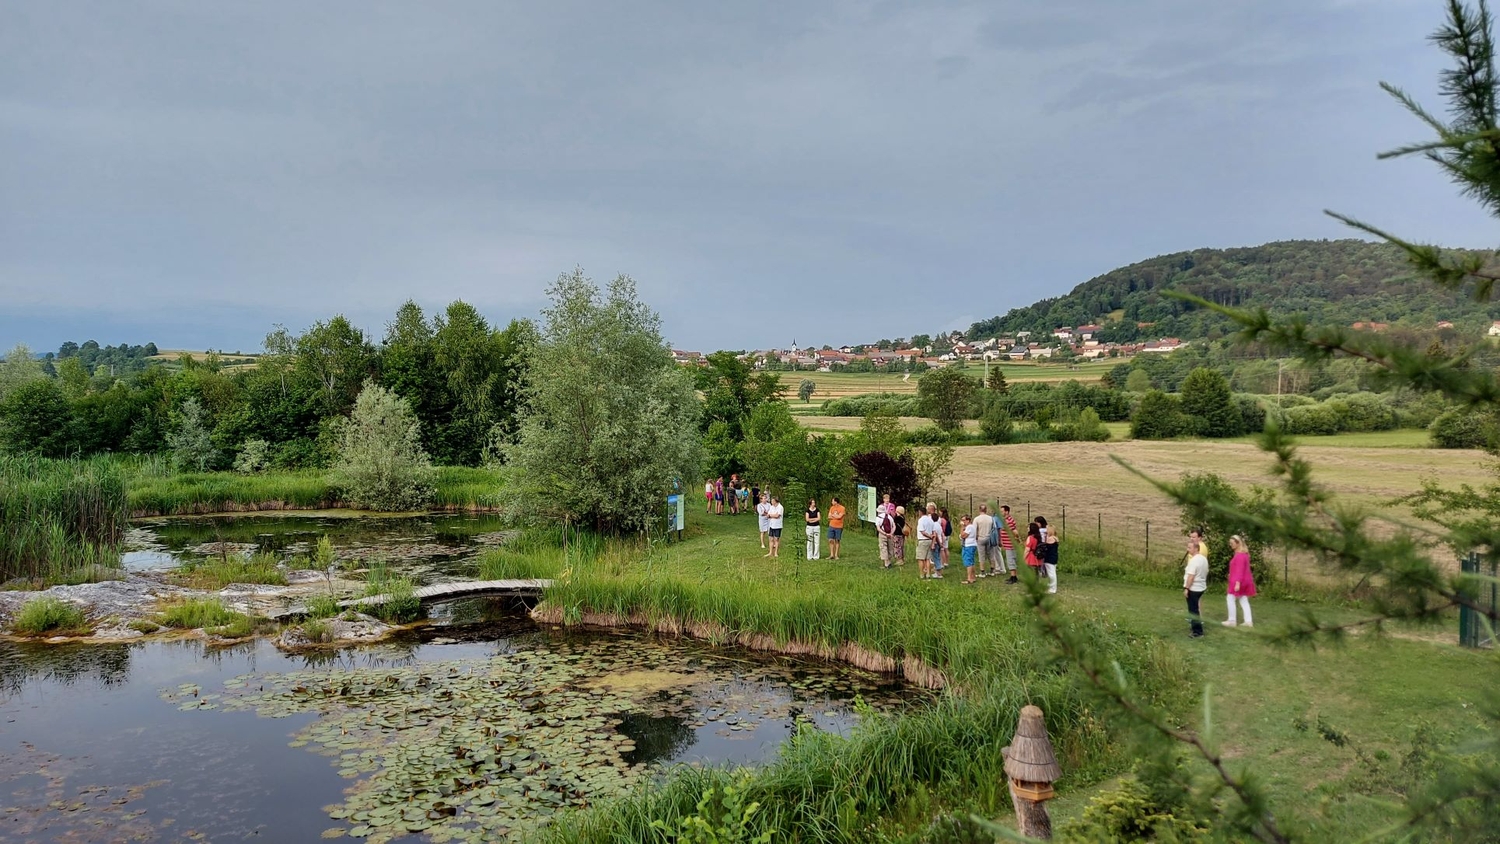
[157,598,241,630]
[174,551,287,590]
[0,454,127,584]
[10,596,89,635]
[305,593,341,620]
[362,562,421,623]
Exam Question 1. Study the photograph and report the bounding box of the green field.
[788,361,1118,407]
[506,509,1491,841]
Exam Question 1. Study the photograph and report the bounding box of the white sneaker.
[1221,620,1237,627]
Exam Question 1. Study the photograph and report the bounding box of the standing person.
[877,504,899,568]
[917,503,940,579]
[750,482,761,514]
[756,493,771,550]
[973,505,995,579]
[1024,521,1043,577]
[998,505,1020,583]
[715,476,725,515]
[1224,535,1257,627]
[1184,538,1209,638]
[893,505,908,566]
[705,479,715,514]
[736,479,750,514]
[961,515,978,584]
[826,496,846,560]
[766,496,785,558]
[804,498,821,560]
[937,507,953,574]
[1189,528,1209,558]
[727,475,739,514]
[1036,515,1058,593]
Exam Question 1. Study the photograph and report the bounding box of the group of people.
[1182,529,1258,638]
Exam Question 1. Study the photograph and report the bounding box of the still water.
[1,612,918,842]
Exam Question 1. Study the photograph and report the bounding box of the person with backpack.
[893,506,908,566]
[878,504,899,568]
[937,507,953,575]
[960,514,979,584]
[1024,521,1043,577]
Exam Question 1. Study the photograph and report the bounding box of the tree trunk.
[1009,788,1052,840]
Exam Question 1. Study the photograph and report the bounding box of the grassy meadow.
[502,508,1492,842]
[787,362,1119,414]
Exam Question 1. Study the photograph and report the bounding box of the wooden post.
[1002,704,1061,840]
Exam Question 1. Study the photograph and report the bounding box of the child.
[961,515,978,584]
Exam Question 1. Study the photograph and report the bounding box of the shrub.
[168,398,218,472]
[328,380,436,511]
[849,450,921,509]
[906,426,952,446]
[1430,408,1497,449]
[821,394,922,417]
[1328,393,1398,432]
[1234,395,1267,435]
[232,439,271,474]
[1057,775,1211,843]
[1283,403,1341,436]
[11,596,88,635]
[979,404,1013,445]
[1059,407,1110,442]
[1130,390,1188,439]
[1178,472,1274,580]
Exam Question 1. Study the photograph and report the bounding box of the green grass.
[10,596,90,635]
[362,561,422,623]
[304,592,341,620]
[157,597,243,629]
[522,512,1189,842]
[0,455,128,584]
[125,464,504,516]
[523,508,1492,842]
[1228,428,1432,448]
[172,551,287,590]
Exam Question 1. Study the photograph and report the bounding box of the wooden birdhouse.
[1002,704,1062,839]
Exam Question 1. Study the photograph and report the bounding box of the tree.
[1129,390,1186,440]
[697,351,782,475]
[0,379,75,457]
[296,316,375,416]
[0,344,46,402]
[1125,369,1153,392]
[56,357,90,401]
[917,367,977,432]
[849,450,921,509]
[501,270,702,534]
[986,366,1008,393]
[856,411,906,456]
[329,381,435,511]
[167,397,217,472]
[797,378,816,402]
[1178,367,1241,437]
[233,439,271,474]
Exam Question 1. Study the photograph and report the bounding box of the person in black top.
[892,507,907,565]
[804,498,821,560]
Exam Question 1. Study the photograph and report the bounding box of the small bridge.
[269,579,553,622]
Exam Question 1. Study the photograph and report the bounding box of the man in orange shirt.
[826,496,846,560]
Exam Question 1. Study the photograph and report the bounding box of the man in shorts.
[826,496,846,560]
[765,496,785,558]
[916,503,940,579]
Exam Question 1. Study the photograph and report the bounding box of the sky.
[2,0,1494,355]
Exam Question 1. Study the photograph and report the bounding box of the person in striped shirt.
[996,505,1020,583]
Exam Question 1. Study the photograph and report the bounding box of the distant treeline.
[0,301,530,469]
[969,239,1500,343]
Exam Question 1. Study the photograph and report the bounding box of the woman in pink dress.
[1223,535,1258,627]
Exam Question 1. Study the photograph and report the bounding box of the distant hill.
[969,239,1500,343]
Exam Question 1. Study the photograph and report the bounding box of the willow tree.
[1017,4,1500,840]
[501,270,702,534]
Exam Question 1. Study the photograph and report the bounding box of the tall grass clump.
[476,525,602,581]
[362,562,422,623]
[432,466,504,511]
[174,551,287,590]
[0,455,127,584]
[10,596,90,635]
[158,597,241,629]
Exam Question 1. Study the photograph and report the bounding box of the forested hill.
[969,239,1500,343]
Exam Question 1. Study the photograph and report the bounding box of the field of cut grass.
[522,509,1491,842]
[790,361,1119,405]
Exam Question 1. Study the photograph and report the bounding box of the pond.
[124,512,510,583]
[1,612,920,842]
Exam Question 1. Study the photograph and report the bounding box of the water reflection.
[0,641,132,696]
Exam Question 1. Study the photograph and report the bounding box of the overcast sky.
[2,0,1493,354]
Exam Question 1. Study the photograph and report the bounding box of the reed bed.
[516,517,1190,843]
[0,455,128,584]
[172,551,288,590]
[125,464,504,516]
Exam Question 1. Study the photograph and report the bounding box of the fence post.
[1061,506,1066,536]
[969,493,974,516]
[1144,520,1150,562]
[1027,502,1031,523]
[1097,513,1101,543]
[1284,549,1289,588]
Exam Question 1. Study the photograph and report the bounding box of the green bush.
[305,593,341,619]
[363,563,422,623]
[1429,408,1497,449]
[328,381,436,512]
[1234,394,1267,435]
[979,405,1013,444]
[1329,393,1398,432]
[906,426,952,446]
[821,393,921,417]
[1179,367,1241,437]
[1130,390,1188,439]
[1057,776,1211,843]
[1283,403,1341,435]
[11,596,89,635]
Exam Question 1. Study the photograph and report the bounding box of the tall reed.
[0,455,127,584]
